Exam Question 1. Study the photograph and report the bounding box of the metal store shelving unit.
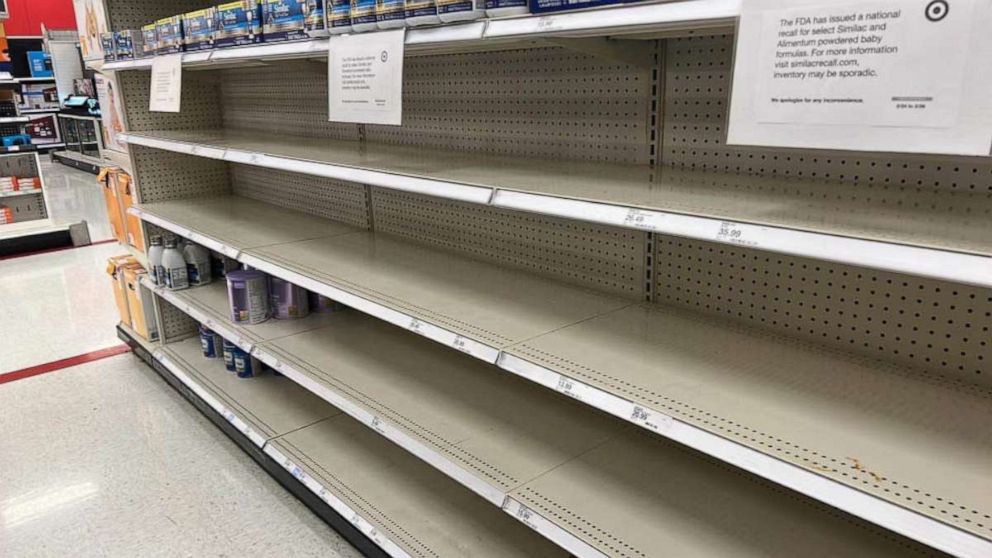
[105,0,990,556]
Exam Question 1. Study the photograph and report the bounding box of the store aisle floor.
[0,247,361,557]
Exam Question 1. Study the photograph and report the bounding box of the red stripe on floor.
[0,344,133,385]
[0,238,119,261]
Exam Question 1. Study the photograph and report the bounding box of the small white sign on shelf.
[149,54,183,113]
[328,29,405,126]
[728,0,992,156]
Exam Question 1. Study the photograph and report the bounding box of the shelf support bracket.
[544,37,655,69]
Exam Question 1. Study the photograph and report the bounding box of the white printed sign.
[728,0,992,155]
[149,54,183,113]
[328,29,405,126]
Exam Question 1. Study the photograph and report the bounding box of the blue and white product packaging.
[101,32,117,62]
[182,8,217,51]
[233,348,261,378]
[376,0,406,28]
[328,0,353,33]
[263,0,325,42]
[485,0,528,17]
[141,24,158,57]
[114,30,146,60]
[156,16,185,54]
[437,0,483,22]
[222,339,237,371]
[528,0,621,13]
[305,0,328,35]
[215,1,264,47]
[199,325,224,358]
[350,0,378,31]
[405,0,439,25]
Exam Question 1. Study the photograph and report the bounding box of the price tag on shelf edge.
[622,208,661,231]
[630,405,674,433]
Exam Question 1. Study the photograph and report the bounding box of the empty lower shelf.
[156,336,337,447]
[123,128,992,287]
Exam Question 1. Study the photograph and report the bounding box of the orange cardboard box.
[107,255,137,327]
[99,168,127,244]
[123,263,159,342]
[115,171,145,252]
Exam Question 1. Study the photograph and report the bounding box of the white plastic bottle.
[183,242,213,286]
[148,235,165,286]
[162,237,189,290]
[377,0,407,28]
[437,0,483,22]
[351,0,378,31]
[405,0,440,25]
[485,0,528,17]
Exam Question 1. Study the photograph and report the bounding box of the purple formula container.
[269,276,310,319]
[227,270,270,324]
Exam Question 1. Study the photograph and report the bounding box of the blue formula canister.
[222,339,237,371]
[232,347,262,378]
[199,325,224,358]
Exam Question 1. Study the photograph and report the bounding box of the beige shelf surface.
[505,303,992,542]
[161,336,338,443]
[272,415,570,558]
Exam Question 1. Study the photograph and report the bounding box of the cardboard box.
[99,167,127,244]
[114,171,145,252]
[123,264,159,342]
[107,255,137,327]
[27,52,53,77]
[100,33,117,61]
[114,30,146,60]
[156,15,185,54]
[141,24,158,57]
[262,0,326,42]
[216,1,264,48]
[183,8,217,51]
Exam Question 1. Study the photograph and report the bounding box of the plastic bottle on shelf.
[405,0,440,25]
[183,242,213,286]
[328,0,354,33]
[437,0,483,22]
[376,0,407,28]
[485,0,528,17]
[351,0,378,31]
[148,235,165,286]
[162,237,189,290]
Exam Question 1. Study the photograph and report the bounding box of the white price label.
[536,16,560,32]
[190,146,202,156]
[452,335,471,354]
[630,405,674,433]
[350,512,362,526]
[223,409,236,423]
[370,528,386,546]
[370,416,387,435]
[555,375,582,401]
[623,208,661,231]
[715,221,759,248]
[515,504,538,528]
[291,466,305,481]
[409,318,424,333]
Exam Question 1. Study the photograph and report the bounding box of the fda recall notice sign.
[328,29,405,126]
[728,0,992,156]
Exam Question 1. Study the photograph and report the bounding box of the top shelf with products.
[101,0,740,71]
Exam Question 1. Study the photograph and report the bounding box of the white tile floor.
[42,158,114,242]
[0,161,361,557]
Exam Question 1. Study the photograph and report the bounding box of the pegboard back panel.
[130,145,230,203]
[0,153,39,178]
[117,71,223,133]
[158,296,199,343]
[230,164,371,229]
[105,0,213,30]
[654,236,992,387]
[220,46,653,164]
[371,188,646,298]
[662,34,992,196]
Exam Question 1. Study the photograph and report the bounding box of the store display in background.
[74,77,95,97]
[72,0,108,62]
[98,167,126,244]
[26,51,52,77]
[25,114,60,145]
[95,73,125,152]
[20,82,59,110]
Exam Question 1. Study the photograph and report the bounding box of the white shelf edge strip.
[493,190,992,288]
[497,352,992,558]
[122,133,991,287]
[239,252,501,363]
[502,498,608,558]
[484,0,741,38]
[143,276,253,353]
[263,444,412,558]
[128,205,241,259]
[153,350,267,447]
[253,346,508,507]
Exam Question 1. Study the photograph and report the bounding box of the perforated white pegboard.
[663,35,992,195]
[654,235,991,386]
[130,145,230,204]
[372,188,646,298]
[105,0,212,30]
[231,165,370,229]
[158,295,199,343]
[117,71,223,134]
[220,47,652,164]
